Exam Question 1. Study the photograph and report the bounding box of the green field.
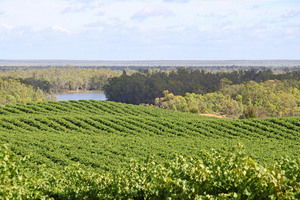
[0,100,299,171]
[0,100,299,199]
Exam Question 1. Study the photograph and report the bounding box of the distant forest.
[104,68,300,104]
[0,67,131,93]
[2,65,298,94]
[1,66,299,118]
[104,68,300,118]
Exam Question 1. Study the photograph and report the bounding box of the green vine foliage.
[0,145,49,200]
[1,144,299,199]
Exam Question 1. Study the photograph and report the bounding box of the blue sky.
[0,0,299,60]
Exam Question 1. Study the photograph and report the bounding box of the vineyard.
[0,100,299,199]
[0,100,299,171]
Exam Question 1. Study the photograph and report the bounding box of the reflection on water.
[54,92,106,101]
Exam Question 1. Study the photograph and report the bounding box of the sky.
[0,0,299,60]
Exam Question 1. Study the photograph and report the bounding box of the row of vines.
[1,143,299,199]
[0,100,299,199]
[0,100,299,170]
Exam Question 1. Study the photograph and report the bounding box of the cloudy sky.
[0,0,299,60]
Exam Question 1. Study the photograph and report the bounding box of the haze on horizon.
[0,0,299,61]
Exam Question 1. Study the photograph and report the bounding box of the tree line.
[0,67,131,93]
[0,67,136,105]
[152,80,300,118]
[104,68,300,105]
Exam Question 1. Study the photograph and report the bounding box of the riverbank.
[55,90,104,94]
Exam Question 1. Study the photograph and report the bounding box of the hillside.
[0,100,299,172]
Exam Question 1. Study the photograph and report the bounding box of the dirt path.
[199,114,226,118]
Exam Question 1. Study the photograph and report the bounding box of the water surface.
[54,91,106,101]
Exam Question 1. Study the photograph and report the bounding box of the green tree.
[0,79,54,105]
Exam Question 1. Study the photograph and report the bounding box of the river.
[54,91,106,101]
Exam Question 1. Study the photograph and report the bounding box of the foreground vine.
[1,144,299,199]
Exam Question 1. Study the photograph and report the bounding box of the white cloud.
[61,1,104,14]
[163,0,190,3]
[281,10,300,20]
[0,0,299,60]
[85,21,104,28]
[97,27,104,33]
[51,25,71,34]
[204,11,237,19]
[0,23,13,30]
[30,26,43,33]
[131,5,175,21]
